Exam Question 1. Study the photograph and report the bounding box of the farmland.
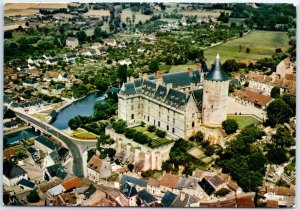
[204,30,289,64]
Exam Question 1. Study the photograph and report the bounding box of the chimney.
[167,83,173,91]
[130,76,134,82]
[156,71,163,79]
[126,76,130,82]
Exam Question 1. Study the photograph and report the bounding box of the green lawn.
[72,128,97,139]
[132,126,173,148]
[204,30,289,65]
[227,115,261,129]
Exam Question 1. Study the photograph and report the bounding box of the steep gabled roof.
[121,182,138,198]
[199,178,215,196]
[120,175,147,187]
[164,88,188,109]
[138,189,157,204]
[3,159,27,179]
[161,191,177,207]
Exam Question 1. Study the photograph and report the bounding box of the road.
[15,111,85,178]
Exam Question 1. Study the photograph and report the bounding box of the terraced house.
[118,54,229,139]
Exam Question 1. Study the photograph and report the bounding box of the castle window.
[172,128,175,133]
[131,105,134,110]
[154,119,156,124]
[159,112,161,117]
[167,125,169,131]
[211,105,213,108]
[192,121,195,128]
[167,116,169,121]
[147,116,149,121]
[173,118,175,124]
[158,121,160,127]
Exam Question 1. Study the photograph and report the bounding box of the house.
[276,57,295,79]
[57,147,69,163]
[118,58,132,66]
[52,192,78,206]
[44,163,68,181]
[104,39,117,47]
[170,192,200,207]
[91,42,102,49]
[18,179,37,191]
[232,89,273,109]
[46,57,64,65]
[66,37,79,48]
[161,191,177,207]
[118,174,148,206]
[35,136,59,154]
[47,177,81,199]
[159,174,181,194]
[44,150,60,167]
[137,189,157,206]
[3,159,28,186]
[236,192,256,208]
[198,178,216,199]
[64,54,77,63]
[147,177,161,196]
[86,155,112,184]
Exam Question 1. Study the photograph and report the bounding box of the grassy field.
[179,9,230,17]
[121,8,152,23]
[5,3,67,16]
[204,30,289,65]
[227,115,261,129]
[133,126,173,148]
[72,128,97,139]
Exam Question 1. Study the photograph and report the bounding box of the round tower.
[202,54,229,127]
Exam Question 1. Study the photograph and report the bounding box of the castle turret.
[202,54,229,127]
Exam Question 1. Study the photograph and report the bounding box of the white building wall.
[202,80,229,127]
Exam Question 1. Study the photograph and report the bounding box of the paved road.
[15,111,84,178]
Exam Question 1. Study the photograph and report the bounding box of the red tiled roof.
[267,187,295,196]
[61,177,81,191]
[3,148,17,158]
[160,174,180,189]
[236,194,255,208]
[233,89,273,106]
[266,199,279,208]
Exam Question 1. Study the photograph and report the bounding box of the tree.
[272,126,295,147]
[222,119,239,134]
[266,99,293,127]
[76,31,87,43]
[162,160,173,172]
[68,116,81,130]
[266,143,288,165]
[147,125,156,132]
[117,65,127,83]
[155,129,166,138]
[27,190,40,203]
[149,60,159,73]
[4,31,13,39]
[270,86,281,98]
[223,59,239,72]
[281,94,296,115]
[187,48,204,61]
[194,131,204,144]
[246,48,250,53]
[128,163,134,172]
[204,145,215,156]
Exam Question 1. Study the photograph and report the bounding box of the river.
[51,92,105,130]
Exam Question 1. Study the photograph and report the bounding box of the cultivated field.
[83,9,110,17]
[120,8,152,23]
[179,9,230,17]
[4,3,67,17]
[204,30,289,65]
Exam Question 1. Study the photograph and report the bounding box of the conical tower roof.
[205,54,229,81]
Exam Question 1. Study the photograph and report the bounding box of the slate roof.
[123,82,136,96]
[120,175,147,187]
[3,159,27,179]
[164,88,188,109]
[57,147,69,159]
[121,182,138,198]
[49,150,60,163]
[18,179,36,189]
[205,54,229,81]
[137,189,157,204]
[161,191,177,207]
[199,178,215,196]
[35,136,58,150]
[49,57,64,63]
[191,89,203,103]
[171,193,200,207]
[84,184,97,198]
[141,79,157,97]
[162,70,201,88]
[46,163,68,180]
[154,84,167,100]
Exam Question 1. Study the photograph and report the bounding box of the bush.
[112,120,126,134]
[124,128,136,139]
[27,190,40,203]
[215,188,231,197]
[147,125,156,132]
[155,129,166,138]
[222,119,238,134]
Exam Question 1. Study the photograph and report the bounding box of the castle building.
[117,54,229,139]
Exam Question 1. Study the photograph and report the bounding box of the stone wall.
[105,127,174,171]
[202,80,229,127]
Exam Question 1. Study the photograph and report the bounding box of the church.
[118,54,229,139]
